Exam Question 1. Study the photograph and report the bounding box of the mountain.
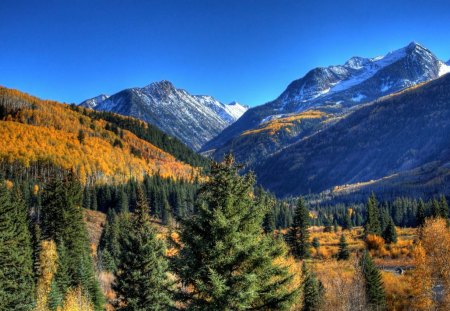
[80,81,248,150]
[254,73,450,198]
[202,42,450,163]
[0,87,201,183]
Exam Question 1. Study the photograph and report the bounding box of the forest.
[1,154,449,311]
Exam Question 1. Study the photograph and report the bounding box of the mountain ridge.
[80,80,248,150]
[254,73,450,198]
[202,42,450,164]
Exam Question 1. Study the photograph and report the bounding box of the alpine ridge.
[202,42,450,165]
[80,81,247,150]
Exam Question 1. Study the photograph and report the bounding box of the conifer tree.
[41,172,104,310]
[365,193,382,236]
[337,234,350,260]
[382,218,397,244]
[439,196,448,219]
[172,155,298,310]
[360,251,386,310]
[0,183,35,311]
[431,199,441,218]
[416,199,426,227]
[288,197,311,259]
[301,262,324,311]
[343,210,353,231]
[114,185,173,311]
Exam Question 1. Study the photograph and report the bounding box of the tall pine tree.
[365,193,382,236]
[114,185,173,311]
[41,172,104,310]
[0,183,35,311]
[360,251,386,310]
[172,155,298,310]
[287,198,311,259]
[301,262,324,311]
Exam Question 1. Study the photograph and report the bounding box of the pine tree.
[288,197,311,259]
[337,234,350,260]
[365,193,382,236]
[382,218,397,244]
[172,155,298,310]
[114,185,173,311]
[416,199,426,227]
[360,251,386,310]
[431,199,441,218]
[343,209,353,231]
[0,182,35,311]
[41,172,104,310]
[439,196,448,219]
[301,262,324,311]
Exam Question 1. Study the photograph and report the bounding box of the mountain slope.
[254,73,450,197]
[80,81,247,150]
[202,42,450,164]
[0,87,200,183]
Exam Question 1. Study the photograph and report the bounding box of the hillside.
[80,81,247,150]
[255,73,450,198]
[0,87,200,183]
[202,42,450,166]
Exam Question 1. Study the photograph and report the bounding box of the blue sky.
[1,0,450,106]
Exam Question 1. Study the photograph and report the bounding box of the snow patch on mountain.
[438,61,450,76]
[80,81,247,150]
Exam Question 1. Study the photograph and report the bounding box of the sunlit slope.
[0,87,199,183]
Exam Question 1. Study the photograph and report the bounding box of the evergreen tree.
[301,262,324,311]
[287,198,311,259]
[343,210,352,231]
[382,218,397,244]
[114,185,173,311]
[0,182,35,311]
[41,172,104,310]
[360,251,386,310]
[439,196,448,218]
[431,199,441,218]
[337,234,350,260]
[172,155,298,310]
[416,199,426,227]
[365,193,382,236]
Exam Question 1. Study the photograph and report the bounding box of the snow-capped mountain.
[272,41,449,112]
[80,81,247,150]
[202,42,450,154]
[80,94,109,109]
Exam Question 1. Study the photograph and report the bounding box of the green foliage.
[337,234,350,260]
[41,172,104,310]
[287,198,311,259]
[172,155,298,310]
[0,183,35,311]
[360,251,386,310]
[416,199,426,227]
[365,193,382,236]
[114,185,173,311]
[382,218,397,244]
[301,262,324,311]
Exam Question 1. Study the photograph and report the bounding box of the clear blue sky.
[1,0,450,106]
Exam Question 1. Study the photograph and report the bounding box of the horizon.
[1,0,450,106]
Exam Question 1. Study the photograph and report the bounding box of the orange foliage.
[0,87,200,184]
[241,110,326,136]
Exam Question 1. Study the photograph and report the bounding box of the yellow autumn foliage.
[241,110,326,136]
[0,87,200,184]
[34,240,58,311]
[58,287,94,311]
